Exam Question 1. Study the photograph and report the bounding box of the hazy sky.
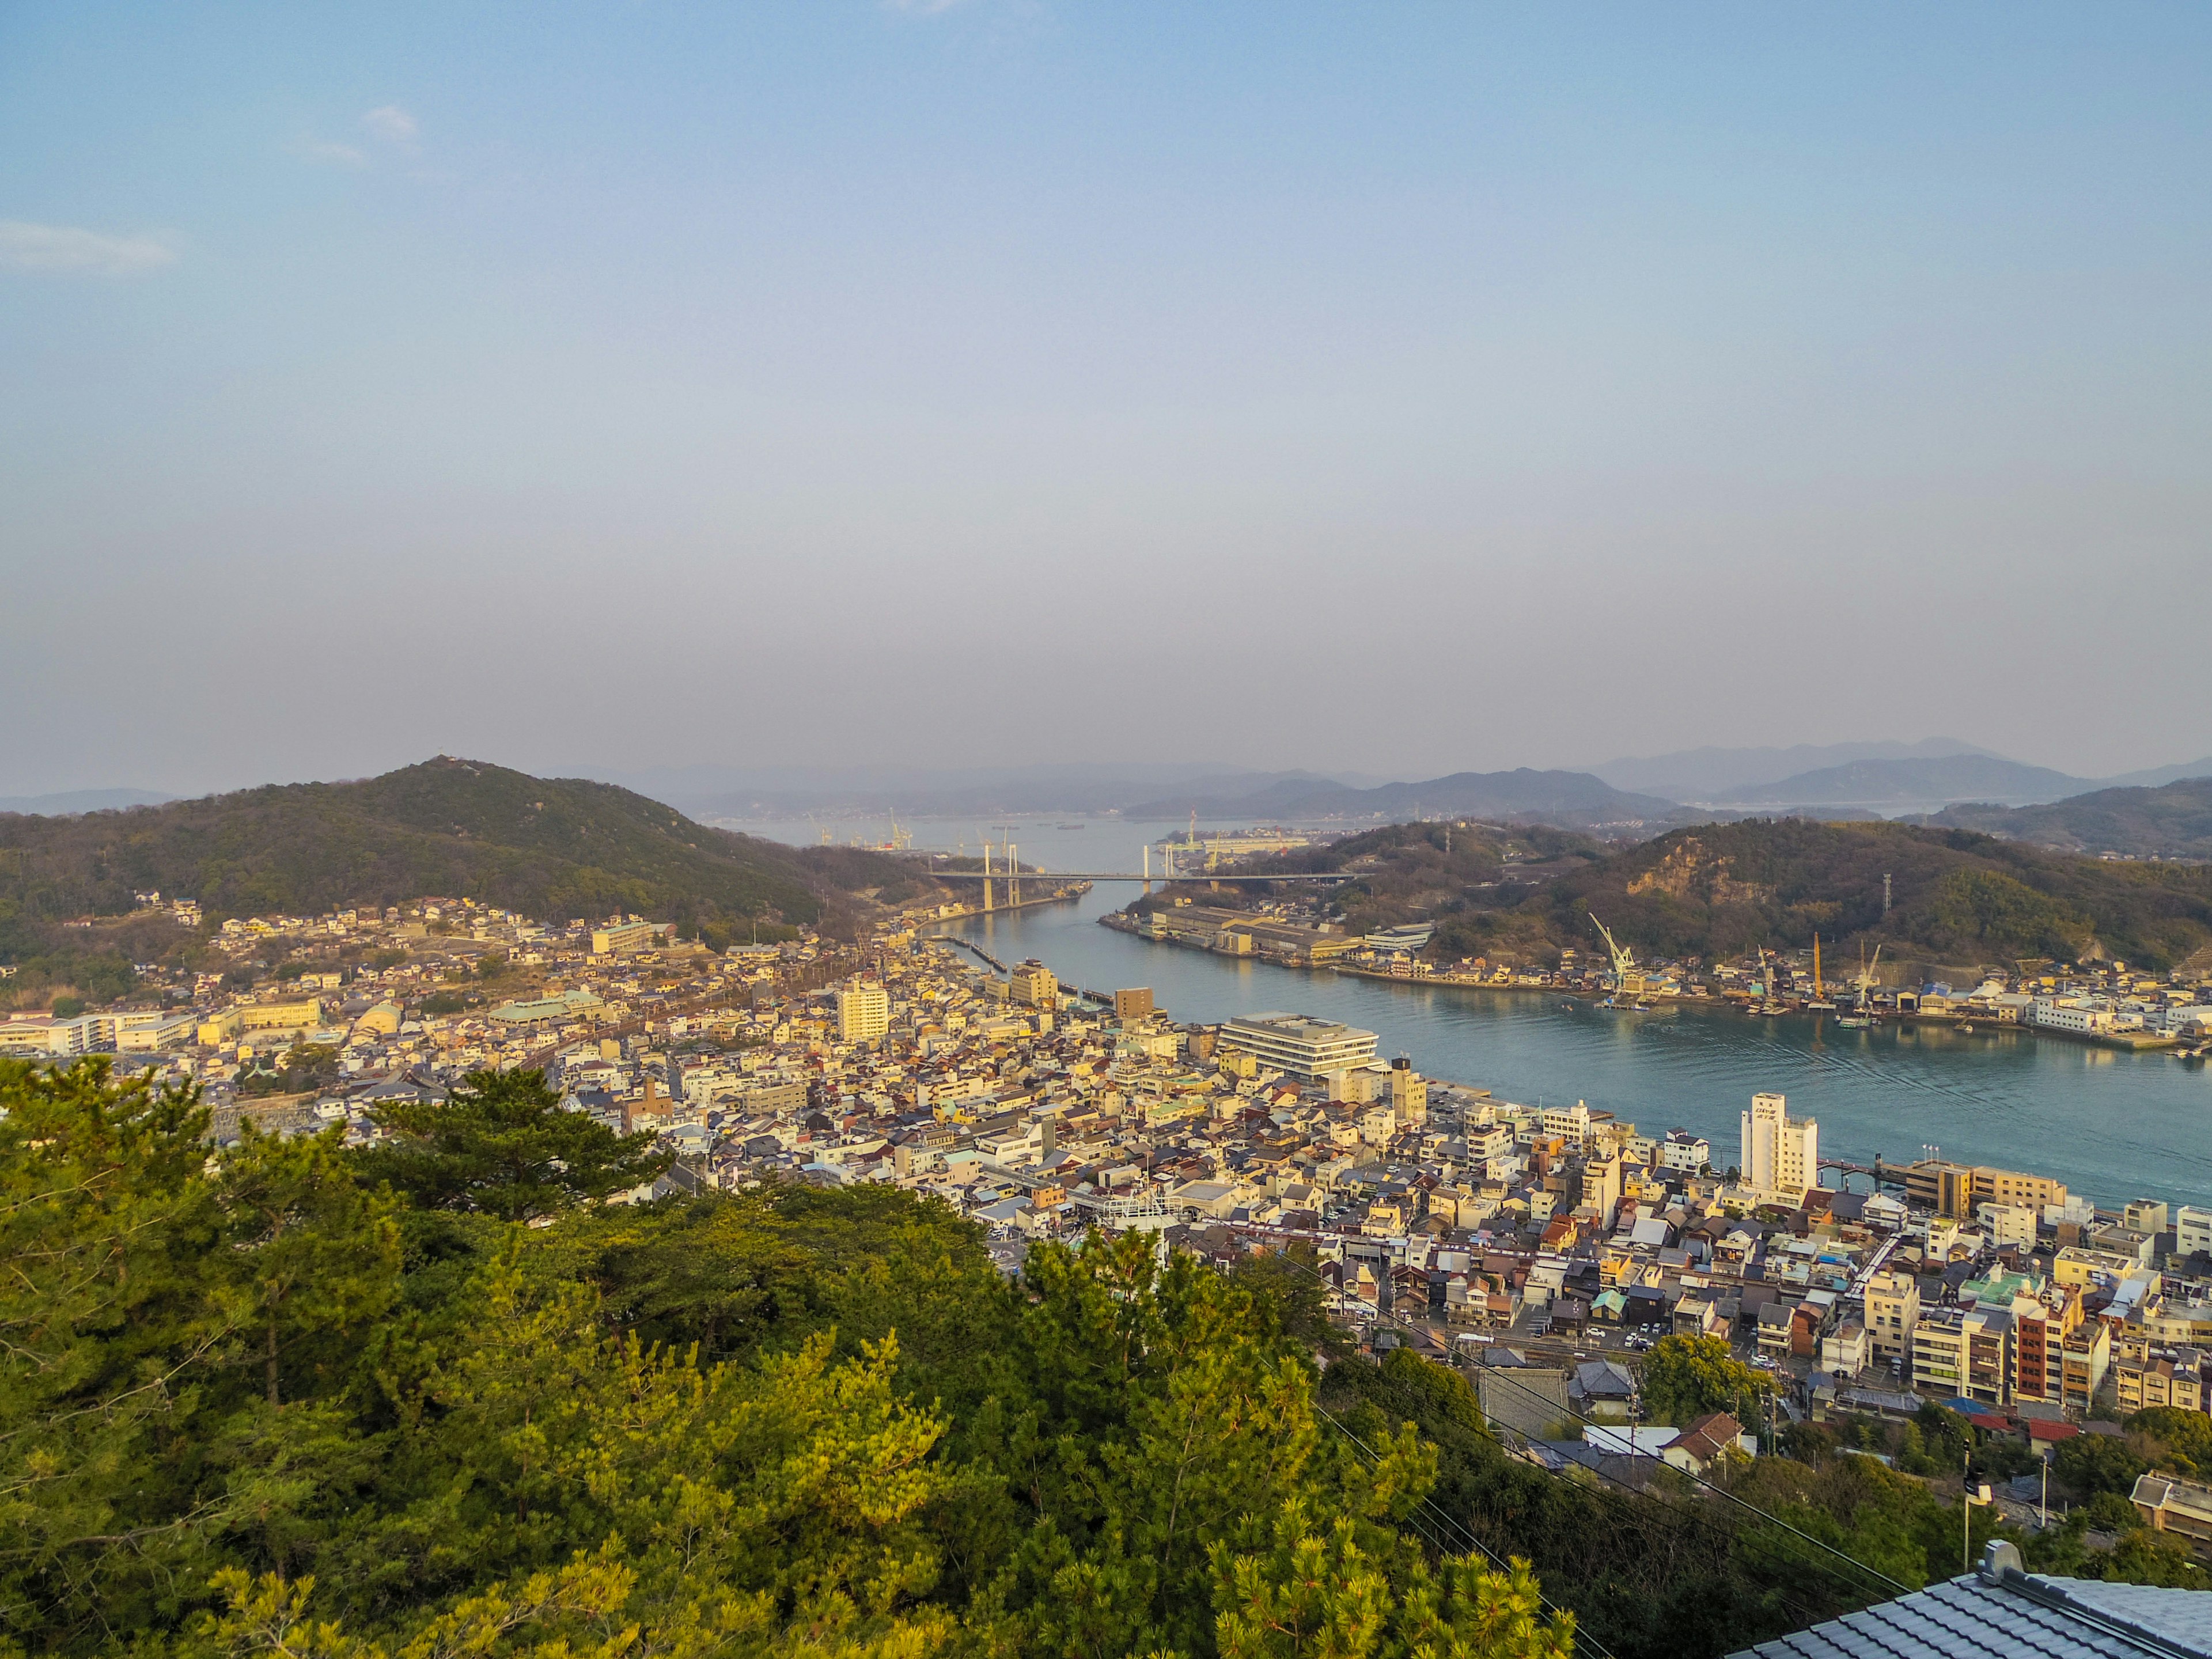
[6,2,2210,796]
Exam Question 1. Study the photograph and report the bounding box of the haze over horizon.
[7,3,2211,796]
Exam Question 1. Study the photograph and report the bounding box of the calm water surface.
[734,816,2212,1210]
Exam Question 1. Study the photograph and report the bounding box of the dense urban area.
[15,888,2212,1532]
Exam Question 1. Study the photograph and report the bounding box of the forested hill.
[1217,818,2212,972]
[1919,777,2212,859]
[1432,817,2212,971]
[0,756,937,937]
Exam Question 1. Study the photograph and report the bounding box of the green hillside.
[1433,818,2212,970]
[1211,817,2212,971]
[0,757,936,999]
[1923,777,2212,858]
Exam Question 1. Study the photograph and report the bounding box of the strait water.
[730,815,2212,1210]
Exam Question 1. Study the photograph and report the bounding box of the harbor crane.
[1851,942,1884,1008]
[1589,913,1642,995]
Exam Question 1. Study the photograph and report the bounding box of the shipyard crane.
[1851,942,1884,1008]
[1589,912,1638,992]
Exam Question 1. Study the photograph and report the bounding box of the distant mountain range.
[0,787,176,816]
[1121,768,1691,832]
[1585,738,1997,800]
[1589,743,2212,810]
[584,762,1384,822]
[1917,777,2212,859]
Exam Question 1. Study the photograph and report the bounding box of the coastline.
[1093,908,2198,1059]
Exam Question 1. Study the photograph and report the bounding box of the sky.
[5,2,2211,797]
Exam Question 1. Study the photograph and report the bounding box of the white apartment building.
[2179,1207,2212,1259]
[1658,1130,1713,1173]
[1540,1100,1593,1145]
[1219,1013,1378,1080]
[835,983,890,1044]
[1739,1091,1817,1200]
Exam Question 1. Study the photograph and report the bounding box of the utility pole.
[1963,1448,1973,1575]
[1883,873,1893,920]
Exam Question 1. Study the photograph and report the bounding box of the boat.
[1836,1015,1872,1029]
[1960,1022,1975,1034]
[1056,823,1085,830]
[1806,999,1837,1012]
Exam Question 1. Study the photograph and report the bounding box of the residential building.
[2180,1207,2212,1259]
[1657,1131,1711,1173]
[1915,1305,2013,1406]
[1865,1271,1920,1365]
[1009,960,1058,1009]
[1388,1058,1428,1124]
[2132,1475,2212,1551]
[835,983,890,1044]
[1738,1092,1816,1201]
[2062,1322,2112,1411]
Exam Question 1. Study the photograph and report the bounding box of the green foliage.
[1425,817,2212,970]
[2129,1407,2212,1477]
[2053,1432,2149,1498]
[4,1060,1573,1659]
[417,991,470,1016]
[354,1069,675,1224]
[49,994,84,1017]
[1639,1335,1770,1428]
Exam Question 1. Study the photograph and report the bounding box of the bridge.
[917,869,1347,883]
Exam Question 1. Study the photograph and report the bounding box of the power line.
[1257,1245,1911,1603]
[1310,1395,1619,1659]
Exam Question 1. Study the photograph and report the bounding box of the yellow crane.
[1589,913,1642,997]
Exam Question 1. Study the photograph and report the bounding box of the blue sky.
[5,3,2210,793]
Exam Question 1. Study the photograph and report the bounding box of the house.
[1665,1412,1752,1475]
[1570,1359,1637,1422]
[2133,1473,2212,1551]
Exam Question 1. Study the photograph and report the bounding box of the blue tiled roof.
[1733,1552,2212,1659]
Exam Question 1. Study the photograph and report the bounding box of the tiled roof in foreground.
[1732,1541,2212,1659]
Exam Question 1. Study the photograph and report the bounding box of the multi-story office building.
[1219,1013,1378,1080]
[1739,1092,1817,1200]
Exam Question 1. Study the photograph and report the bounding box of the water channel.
[730,815,2212,1210]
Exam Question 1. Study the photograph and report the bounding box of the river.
[727,814,2212,1210]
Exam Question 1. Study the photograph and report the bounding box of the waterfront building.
[1112,987,1154,1022]
[1738,1092,1816,1202]
[1009,959,1058,1009]
[1907,1160,2069,1221]
[1657,1130,1712,1173]
[835,983,890,1044]
[1219,1012,1378,1081]
[2179,1206,2212,1257]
